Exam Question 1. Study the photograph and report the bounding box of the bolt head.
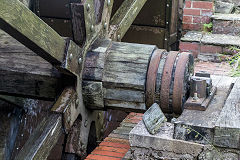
[69,53,73,60]
[90,25,94,32]
[104,23,107,29]
[86,4,90,11]
[107,0,111,6]
[117,34,121,40]
[167,4,169,7]
[166,21,169,24]
[78,57,82,64]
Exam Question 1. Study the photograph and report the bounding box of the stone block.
[142,103,167,135]
[215,1,234,14]
[129,121,204,159]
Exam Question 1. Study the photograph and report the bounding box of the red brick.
[182,23,201,30]
[122,118,141,124]
[201,16,211,24]
[96,146,129,154]
[92,150,125,158]
[184,8,201,16]
[201,9,213,16]
[193,16,202,23]
[99,141,130,149]
[104,137,130,145]
[200,45,222,53]
[185,1,192,8]
[183,16,192,23]
[192,1,213,10]
[86,154,121,160]
[180,42,200,52]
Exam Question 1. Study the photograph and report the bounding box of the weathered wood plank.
[109,0,147,40]
[0,30,62,99]
[0,0,66,64]
[214,77,240,149]
[103,42,156,90]
[15,114,62,160]
[174,76,236,144]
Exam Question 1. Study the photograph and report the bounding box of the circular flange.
[145,49,164,108]
[160,51,179,113]
[172,52,194,114]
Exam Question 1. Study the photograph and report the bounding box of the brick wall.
[183,0,214,31]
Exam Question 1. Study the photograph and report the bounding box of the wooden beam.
[15,114,62,160]
[109,0,147,40]
[0,0,66,65]
[0,30,62,99]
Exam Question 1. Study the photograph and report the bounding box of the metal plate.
[172,53,193,114]
[160,51,178,113]
[146,49,164,108]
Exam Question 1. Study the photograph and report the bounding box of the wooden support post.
[109,0,147,41]
[15,114,62,160]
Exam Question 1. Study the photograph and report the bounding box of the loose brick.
[96,146,129,154]
[92,150,126,158]
[192,1,213,10]
[183,15,192,23]
[86,154,121,160]
[183,8,201,16]
[193,16,211,24]
[99,141,130,149]
[183,23,201,30]
[201,9,213,16]
[180,42,200,51]
[201,44,222,53]
[185,1,192,8]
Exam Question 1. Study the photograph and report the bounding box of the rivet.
[90,25,94,32]
[107,0,111,6]
[104,23,107,29]
[78,57,82,64]
[166,21,169,24]
[69,53,73,60]
[165,38,167,41]
[86,4,90,11]
[167,4,169,7]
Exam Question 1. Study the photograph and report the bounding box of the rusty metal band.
[160,51,179,113]
[145,49,164,108]
[155,51,168,104]
[172,53,191,114]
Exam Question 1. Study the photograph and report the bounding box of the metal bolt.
[67,117,71,123]
[69,53,73,60]
[193,92,198,101]
[165,38,167,41]
[166,21,169,24]
[75,99,79,105]
[78,57,82,64]
[117,34,121,40]
[107,0,111,6]
[104,23,107,29]
[90,25,94,32]
[167,4,169,7]
[84,119,88,127]
[86,4,90,11]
